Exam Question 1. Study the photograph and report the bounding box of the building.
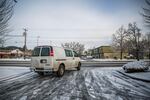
[92,47,100,58]
[99,46,114,58]
[91,46,128,59]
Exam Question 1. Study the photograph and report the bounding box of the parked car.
[122,61,149,73]
[31,45,81,77]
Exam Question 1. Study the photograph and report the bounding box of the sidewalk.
[118,69,150,82]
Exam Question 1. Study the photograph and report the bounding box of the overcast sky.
[7,0,147,49]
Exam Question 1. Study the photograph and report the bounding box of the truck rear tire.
[57,64,65,77]
[77,63,81,71]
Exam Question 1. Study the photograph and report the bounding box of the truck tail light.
[49,49,54,56]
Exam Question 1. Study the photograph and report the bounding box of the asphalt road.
[0,59,149,67]
[0,66,150,100]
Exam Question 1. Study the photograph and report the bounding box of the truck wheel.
[37,72,44,75]
[77,63,81,71]
[57,64,65,77]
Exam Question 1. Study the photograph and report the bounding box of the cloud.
[7,0,145,49]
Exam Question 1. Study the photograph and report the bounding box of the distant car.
[31,45,81,77]
[122,61,149,73]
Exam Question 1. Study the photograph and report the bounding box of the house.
[0,49,32,58]
[10,49,24,58]
[0,50,11,58]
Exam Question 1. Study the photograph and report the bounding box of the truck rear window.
[41,47,50,56]
[32,48,40,56]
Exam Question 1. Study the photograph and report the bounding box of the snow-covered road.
[0,67,150,100]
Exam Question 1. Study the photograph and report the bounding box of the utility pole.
[148,33,150,66]
[23,28,27,59]
[37,36,40,46]
[137,29,140,61]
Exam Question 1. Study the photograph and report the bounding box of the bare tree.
[142,33,150,59]
[127,22,142,61]
[61,42,85,56]
[147,33,150,59]
[142,0,150,27]
[0,0,16,47]
[141,0,150,63]
[112,26,127,59]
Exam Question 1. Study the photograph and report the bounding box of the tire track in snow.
[112,71,150,99]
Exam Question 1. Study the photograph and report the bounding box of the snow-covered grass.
[92,58,133,61]
[122,61,149,73]
[92,59,149,61]
[80,59,86,61]
[0,58,31,61]
[85,58,150,62]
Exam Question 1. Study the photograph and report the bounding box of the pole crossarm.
[6,35,23,37]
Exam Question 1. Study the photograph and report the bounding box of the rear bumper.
[30,67,54,72]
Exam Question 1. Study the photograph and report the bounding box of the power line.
[37,36,40,46]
